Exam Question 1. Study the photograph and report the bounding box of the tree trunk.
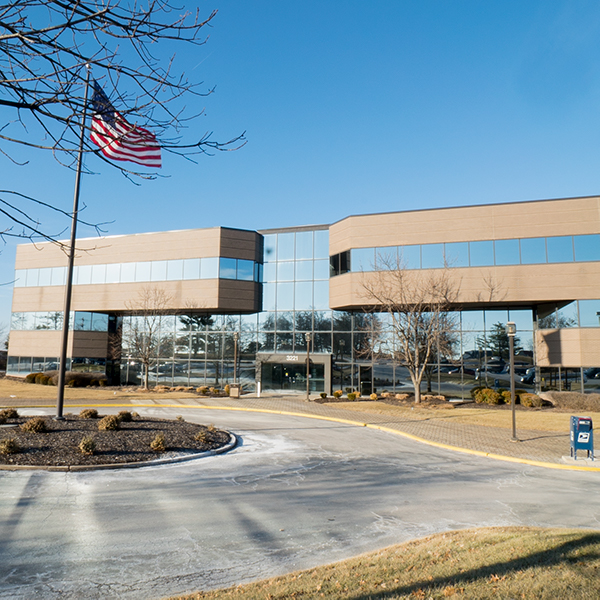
[143,362,149,389]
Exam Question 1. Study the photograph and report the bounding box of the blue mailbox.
[570,416,594,460]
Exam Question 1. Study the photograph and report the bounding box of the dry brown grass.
[168,527,600,600]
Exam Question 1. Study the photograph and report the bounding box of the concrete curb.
[0,431,237,472]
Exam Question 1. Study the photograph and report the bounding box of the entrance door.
[261,362,325,392]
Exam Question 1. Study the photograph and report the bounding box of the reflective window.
[400,245,421,269]
[444,242,469,267]
[351,247,375,271]
[557,302,578,328]
[494,239,520,266]
[120,262,136,283]
[507,309,533,332]
[547,236,574,263]
[375,247,397,268]
[313,280,329,310]
[237,259,254,281]
[182,258,200,280]
[135,261,151,282]
[277,233,294,261]
[51,266,66,286]
[91,313,109,332]
[262,283,276,311]
[105,263,121,284]
[151,260,168,281]
[485,310,509,331]
[461,310,484,331]
[263,234,277,262]
[295,260,313,281]
[77,264,92,285]
[277,261,295,281]
[574,234,600,262]
[25,268,39,287]
[577,300,600,327]
[295,231,313,260]
[276,282,294,310]
[469,241,494,266]
[166,259,184,281]
[520,237,546,264]
[219,258,237,280]
[295,281,313,310]
[262,262,276,283]
[74,312,92,331]
[91,264,106,284]
[314,230,329,259]
[38,267,52,286]
[421,243,445,269]
[14,269,26,287]
[314,259,330,280]
[202,257,219,279]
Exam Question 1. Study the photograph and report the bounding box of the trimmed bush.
[224,384,231,396]
[78,436,96,455]
[520,393,543,408]
[25,373,42,383]
[0,438,20,455]
[347,392,357,401]
[370,393,378,400]
[197,386,209,395]
[20,416,47,433]
[117,410,133,422]
[131,412,140,419]
[35,373,46,385]
[98,415,120,431]
[333,390,343,399]
[0,408,19,419]
[500,390,513,404]
[319,392,327,399]
[79,408,99,419]
[470,386,485,400]
[195,430,209,444]
[345,387,353,394]
[473,388,503,405]
[150,433,166,452]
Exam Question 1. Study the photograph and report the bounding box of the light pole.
[506,321,518,441]
[305,332,312,401]
[233,331,239,385]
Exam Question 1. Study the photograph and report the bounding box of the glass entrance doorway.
[261,362,325,392]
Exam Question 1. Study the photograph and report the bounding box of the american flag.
[90,81,162,168]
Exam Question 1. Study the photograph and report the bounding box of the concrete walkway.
[4,392,594,469]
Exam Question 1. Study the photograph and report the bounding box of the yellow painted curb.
[7,401,600,472]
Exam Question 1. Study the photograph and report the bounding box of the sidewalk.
[2,392,597,469]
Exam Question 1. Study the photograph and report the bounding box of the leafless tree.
[0,1,244,241]
[361,257,459,403]
[123,286,174,389]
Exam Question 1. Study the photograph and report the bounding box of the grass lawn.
[169,527,600,599]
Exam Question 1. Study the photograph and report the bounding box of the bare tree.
[361,258,459,403]
[123,286,174,389]
[0,1,244,241]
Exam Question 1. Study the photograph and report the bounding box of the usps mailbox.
[570,416,594,460]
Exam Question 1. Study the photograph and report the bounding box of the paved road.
[1,407,599,600]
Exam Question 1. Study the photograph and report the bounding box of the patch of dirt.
[0,413,230,467]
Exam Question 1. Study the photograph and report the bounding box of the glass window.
[182,258,200,280]
[10,312,25,330]
[314,311,332,331]
[547,236,574,263]
[151,260,168,281]
[277,282,294,310]
[494,239,520,266]
[295,260,313,281]
[578,300,600,327]
[462,310,484,331]
[91,313,109,332]
[375,247,397,268]
[259,311,276,331]
[135,261,151,282]
[314,259,330,280]
[219,258,237,280]
[105,263,120,284]
[277,233,294,261]
[77,264,92,285]
[507,309,533,332]
[313,280,329,310]
[421,243,445,269]
[263,234,277,262]
[237,259,254,281]
[256,263,263,282]
[520,237,546,264]
[314,230,329,259]
[399,245,421,269]
[277,261,295,281]
[574,234,600,262]
[485,310,509,330]
[166,259,184,281]
[25,268,39,287]
[14,269,26,287]
[295,231,314,259]
[74,312,92,331]
[202,257,219,279]
[351,247,375,272]
[91,264,106,284]
[276,312,294,331]
[469,241,494,266]
[444,242,469,268]
[38,267,52,286]
[51,266,66,286]
[262,282,276,311]
[295,281,313,310]
[262,262,276,283]
[294,311,313,331]
[120,262,136,283]
[557,302,578,328]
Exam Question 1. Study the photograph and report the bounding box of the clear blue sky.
[3,0,600,331]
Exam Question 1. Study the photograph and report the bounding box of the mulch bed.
[0,412,230,467]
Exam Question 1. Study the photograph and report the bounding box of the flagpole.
[56,65,91,420]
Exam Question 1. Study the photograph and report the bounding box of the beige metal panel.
[8,330,108,359]
[329,262,600,311]
[15,226,261,269]
[329,196,600,254]
[535,328,600,367]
